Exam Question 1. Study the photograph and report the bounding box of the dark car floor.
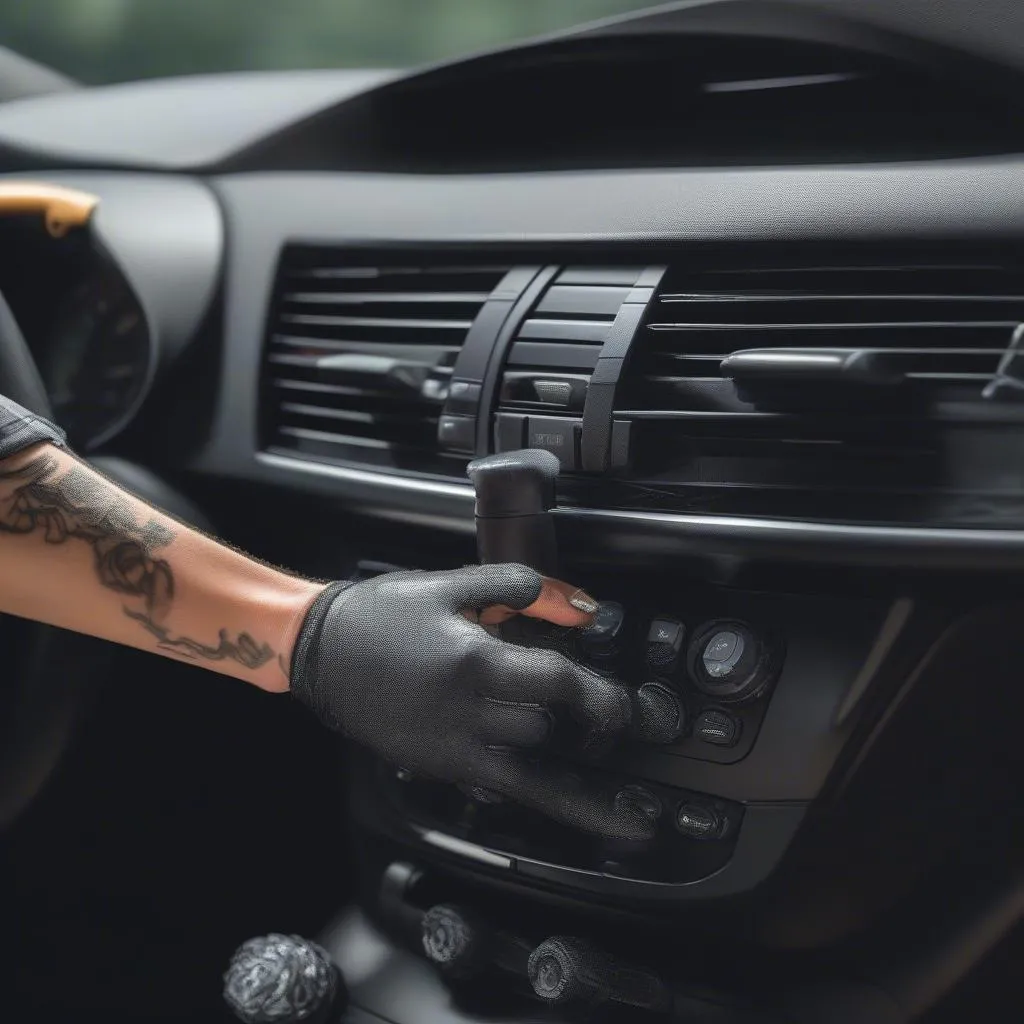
[1,636,350,1022]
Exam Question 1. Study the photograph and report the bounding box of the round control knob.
[580,601,626,662]
[528,937,611,1007]
[421,904,485,979]
[686,620,782,703]
[528,936,672,1012]
[223,933,343,1024]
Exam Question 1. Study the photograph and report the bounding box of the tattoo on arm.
[0,452,276,671]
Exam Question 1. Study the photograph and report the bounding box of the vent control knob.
[687,620,782,703]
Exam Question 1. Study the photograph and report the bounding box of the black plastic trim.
[251,452,1024,570]
[475,266,559,455]
[448,266,540,382]
[380,802,807,902]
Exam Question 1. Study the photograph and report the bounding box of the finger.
[478,698,553,748]
[478,577,598,628]
[630,682,685,744]
[441,563,542,614]
[478,752,658,842]
[484,645,632,752]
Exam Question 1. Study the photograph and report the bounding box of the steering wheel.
[0,183,104,828]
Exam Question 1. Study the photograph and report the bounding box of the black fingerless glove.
[290,564,680,840]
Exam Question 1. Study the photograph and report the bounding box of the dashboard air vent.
[612,262,1024,526]
[493,266,652,470]
[261,246,509,474]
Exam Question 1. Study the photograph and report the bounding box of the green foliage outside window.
[0,0,661,84]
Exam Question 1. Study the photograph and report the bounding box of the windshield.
[0,0,661,85]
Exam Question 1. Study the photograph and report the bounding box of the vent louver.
[612,262,1024,526]
[503,266,646,382]
[493,267,652,469]
[260,246,509,474]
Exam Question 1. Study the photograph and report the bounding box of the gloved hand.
[289,563,681,841]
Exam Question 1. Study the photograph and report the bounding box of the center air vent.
[260,247,510,474]
[493,267,656,470]
[611,262,1024,526]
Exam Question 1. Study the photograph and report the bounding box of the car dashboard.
[2,1,1024,1021]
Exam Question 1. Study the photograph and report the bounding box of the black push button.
[646,617,685,672]
[533,379,574,406]
[494,413,526,452]
[694,709,739,747]
[437,415,477,453]
[648,618,683,647]
[526,416,581,471]
[675,803,722,840]
[445,380,481,415]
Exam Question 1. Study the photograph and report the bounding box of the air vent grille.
[623,265,1024,415]
[497,267,646,417]
[261,247,509,473]
[610,262,1024,526]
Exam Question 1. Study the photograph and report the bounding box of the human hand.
[289,564,681,840]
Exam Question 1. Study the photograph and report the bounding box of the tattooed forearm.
[124,609,275,668]
[0,453,176,617]
[0,451,278,671]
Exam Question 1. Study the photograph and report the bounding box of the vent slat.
[270,337,459,361]
[507,341,602,370]
[518,318,613,343]
[536,285,632,317]
[279,426,393,450]
[282,291,492,305]
[261,248,507,472]
[280,314,475,331]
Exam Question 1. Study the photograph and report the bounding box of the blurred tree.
[0,0,659,84]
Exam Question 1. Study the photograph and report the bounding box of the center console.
[289,442,964,1024]
[347,449,900,906]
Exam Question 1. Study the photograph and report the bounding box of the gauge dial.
[40,273,153,449]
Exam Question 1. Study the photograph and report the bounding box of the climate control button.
[646,617,685,672]
[580,601,625,662]
[687,620,782,704]
[693,709,740,747]
[675,802,723,840]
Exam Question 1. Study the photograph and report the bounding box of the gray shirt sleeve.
[0,395,66,460]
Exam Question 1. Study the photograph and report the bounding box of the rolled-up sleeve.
[0,395,65,460]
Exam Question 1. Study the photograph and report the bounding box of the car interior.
[0,0,1023,1021]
